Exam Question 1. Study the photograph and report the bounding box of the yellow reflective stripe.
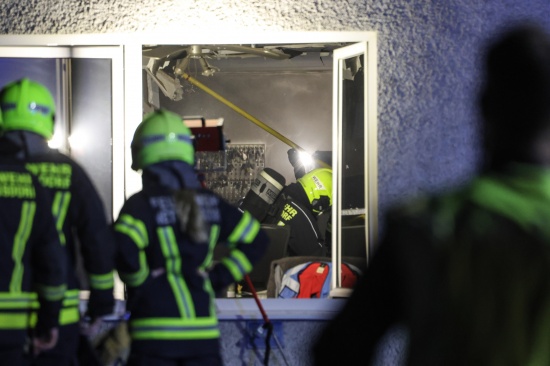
[34,283,66,302]
[157,227,195,318]
[52,191,71,245]
[243,219,260,243]
[221,249,253,281]
[115,215,150,287]
[131,328,220,340]
[227,211,260,244]
[35,289,79,325]
[10,201,36,292]
[62,289,80,307]
[0,312,35,329]
[227,211,251,244]
[132,316,217,327]
[0,292,37,309]
[114,214,148,248]
[28,306,79,326]
[131,316,219,340]
[120,267,149,287]
[158,227,181,274]
[200,225,219,270]
[203,270,217,315]
[88,271,114,290]
[59,289,79,324]
[59,306,80,325]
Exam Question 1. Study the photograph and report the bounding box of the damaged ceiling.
[143,43,349,100]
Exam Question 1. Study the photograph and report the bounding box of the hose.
[179,72,331,170]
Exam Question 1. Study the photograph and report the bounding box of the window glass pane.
[341,54,367,266]
[0,58,57,91]
[70,58,113,221]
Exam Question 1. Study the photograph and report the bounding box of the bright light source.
[298,151,315,173]
[48,133,63,150]
[67,130,88,154]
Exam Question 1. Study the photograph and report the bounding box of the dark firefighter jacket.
[263,182,329,257]
[313,163,550,366]
[113,161,269,358]
[0,132,115,325]
[0,160,66,347]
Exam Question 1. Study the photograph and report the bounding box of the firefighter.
[313,23,550,366]
[0,78,115,366]
[0,160,66,365]
[263,168,332,257]
[113,109,269,365]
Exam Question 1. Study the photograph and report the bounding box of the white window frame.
[330,39,378,297]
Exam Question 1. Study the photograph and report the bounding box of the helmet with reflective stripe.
[297,168,333,213]
[0,78,56,139]
[131,109,195,170]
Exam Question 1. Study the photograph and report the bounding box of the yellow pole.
[180,72,331,169]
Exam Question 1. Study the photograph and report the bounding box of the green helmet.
[131,109,195,171]
[298,168,333,213]
[0,78,56,139]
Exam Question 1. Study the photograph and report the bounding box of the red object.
[190,126,224,152]
[296,262,358,298]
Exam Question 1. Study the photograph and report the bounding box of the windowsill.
[216,298,347,321]
[81,296,348,322]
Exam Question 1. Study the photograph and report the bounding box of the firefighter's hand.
[80,316,103,338]
[32,327,59,355]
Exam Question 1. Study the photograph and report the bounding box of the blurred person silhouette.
[0,160,66,365]
[313,22,550,366]
[113,109,268,365]
[0,78,115,366]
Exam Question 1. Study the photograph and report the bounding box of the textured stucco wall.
[3,1,550,365]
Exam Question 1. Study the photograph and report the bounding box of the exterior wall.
[3,1,550,365]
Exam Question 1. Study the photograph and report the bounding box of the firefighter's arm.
[31,194,67,341]
[82,241,115,319]
[80,224,115,319]
[113,213,150,291]
[209,205,269,291]
[72,165,115,318]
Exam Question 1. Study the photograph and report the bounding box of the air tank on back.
[238,167,286,222]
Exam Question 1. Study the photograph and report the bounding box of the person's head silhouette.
[480,23,550,169]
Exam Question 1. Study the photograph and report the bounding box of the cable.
[244,275,291,366]
[244,274,272,365]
